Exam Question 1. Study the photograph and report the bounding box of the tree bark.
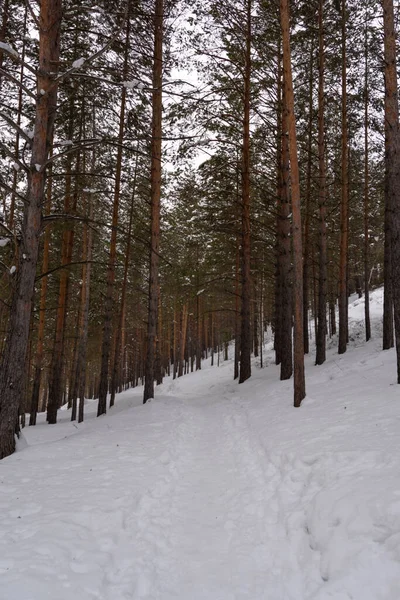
[315,0,327,366]
[280,0,306,406]
[383,0,400,381]
[364,10,371,342]
[234,236,240,378]
[144,0,163,403]
[239,0,252,384]
[97,19,130,415]
[275,42,282,367]
[0,0,62,459]
[278,75,293,381]
[110,149,138,407]
[29,152,52,426]
[303,39,314,355]
[338,0,349,355]
[47,104,81,424]
[76,198,94,423]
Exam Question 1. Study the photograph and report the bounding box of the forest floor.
[1,288,400,600]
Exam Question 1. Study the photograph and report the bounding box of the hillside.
[1,288,399,600]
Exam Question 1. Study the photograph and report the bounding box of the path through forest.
[1,289,400,600]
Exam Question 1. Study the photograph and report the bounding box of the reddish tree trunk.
[0,0,62,459]
[239,0,252,384]
[315,0,327,366]
[30,156,52,426]
[98,19,130,415]
[383,0,400,381]
[278,76,293,381]
[110,150,138,407]
[303,40,314,356]
[338,0,349,355]
[280,0,306,406]
[364,12,371,342]
[144,0,163,402]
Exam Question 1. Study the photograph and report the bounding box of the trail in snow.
[1,288,400,600]
[110,395,307,600]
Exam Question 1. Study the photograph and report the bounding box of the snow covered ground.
[1,288,400,600]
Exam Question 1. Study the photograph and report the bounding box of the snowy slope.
[1,288,400,600]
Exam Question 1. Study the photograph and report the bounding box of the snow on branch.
[72,57,85,69]
[0,42,19,59]
[55,3,129,87]
[122,80,145,91]
[0,142,28,176]
[45,138,103,166]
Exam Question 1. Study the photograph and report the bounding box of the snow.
[35,164,41,172]
[0,238,10,247]
[9,265,16,274]
[72,57,85,69]
[122,79,145,90]
[0,41,18,58]
[1,288,400,599]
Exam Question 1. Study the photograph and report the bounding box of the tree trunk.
[303,39,314,355]
[155,288,163,385]
[383,0,395,351]
[196,290,202,371]
[179,303,188,377]
[110,149,138,407]
[253,280,259,358]
[8,5,27,229]
[383,0,400,381]
[338,0,349,355]
[239,0,252,384]
[275,42,282,367]
[98,19,130,415]
[76,198,94,423]
[29,150,52,426]
[47,105,81,424]
[315,0,327,366]
[280,0,306,407]
[143,0,163,403]
[0,0,62,459]
[0,0,10,89]
[278,74,293,381]
[234,236,240,378]
[364,10,371,342]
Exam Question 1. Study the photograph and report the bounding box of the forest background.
[0,0,399,459]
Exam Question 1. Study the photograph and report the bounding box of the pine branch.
[36,260,108,281]
[0,177,27,204]
[0,111,34,145]
[0,69,36,98]
[0,142,28,174]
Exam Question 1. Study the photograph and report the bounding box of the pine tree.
[280,0,305,407]
[0,0,63,458]
[144,0,164,403]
